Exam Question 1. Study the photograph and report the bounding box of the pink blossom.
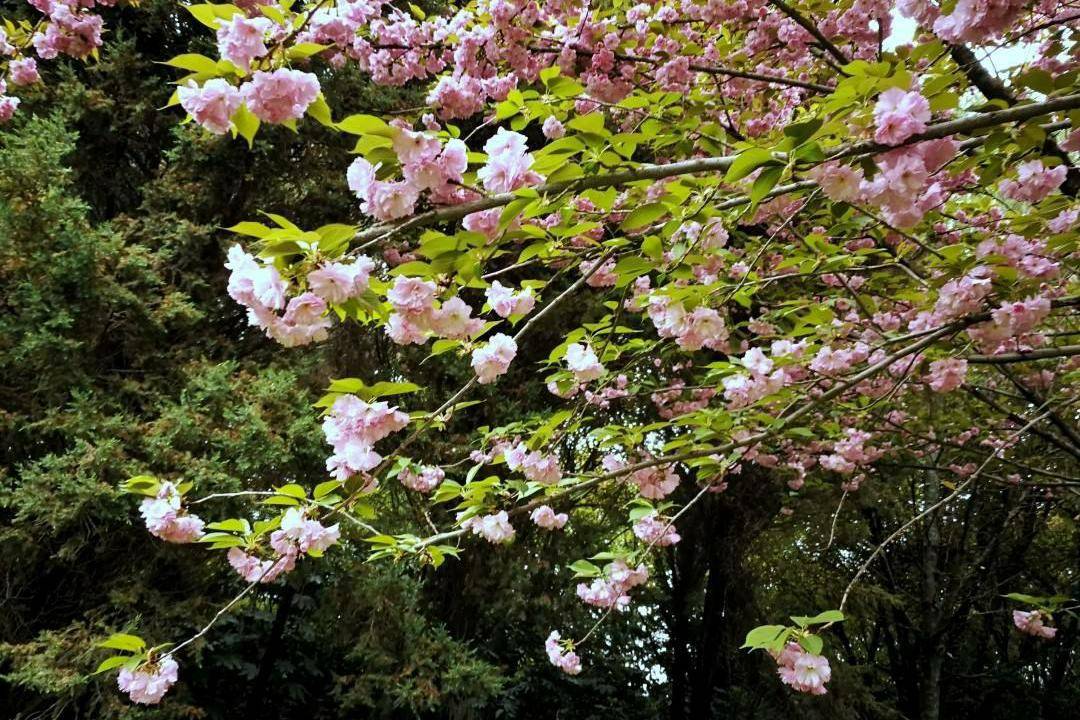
[216,15,271,70]
[808,162,862,202]
[774,643,831,695]
[307,257,374,304]
[1013,609,1057,640]
[32,5,103,60]
[485,280,535,317]
[178,79,242,135]
[927,358,967,393]
[241,69,320,124]
[582,258,617,287]
[117,656,179,705]
[430,296,484,340]
[462,208,502,240]
[565,343,604,381]
[471,333,517,383]
[400,465,444,493]
[8,58,39,85]
[577,560,649,610]
[463,510,515,543]
[0,95,18,123]
[530,504,568,530]
[387,276,437,315]
[542,116,565,139]
[545,631,582,675]
[225,244,287,311]
[1000,160,1067,203]
[632,512,680,546]
[226,546,296,583]
[139,483,204,544]
[322,394,409,480]
[873,88,930,145]
[477,128,543,193]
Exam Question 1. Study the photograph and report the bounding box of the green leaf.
[314,480,342,500]
[225,221,272,237]
[337,114,392,136]
[98,633,146,652]
[725,148,777,183]
[163,53,220,74]
[569,559,602,578]
[307,94,333,126]
[791,610,844,626]
[749,165,783,205]
[275,484,307,499]
[287,42,329,60]
[232,103,259,147]
[93,656,135,675]
[620,202,668,231]
[799,634,823,655]
[741,625,788,650]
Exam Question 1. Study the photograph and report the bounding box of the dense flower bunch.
[63,0,1080,705]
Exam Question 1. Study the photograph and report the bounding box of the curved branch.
[352,94,1080,245]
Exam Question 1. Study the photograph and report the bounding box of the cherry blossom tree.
[5,0,1077,709]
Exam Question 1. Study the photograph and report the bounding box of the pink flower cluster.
[400,464,445,493]
[139,483,205,544]
[383,276,484,345]
[227,546,295,583]
[602,453,680,499]
[471,333,518,383]
[926,358,967,393]
[773,643,831,695]
[505,442,562,485]
[462,510,515,543]
[226,245,341,347]
[999,160,1067,204]
[968,296,1051,353]
[647,296,729,352]
[577,559,649,611]
[545,631,582,675]
[859,139,959,228]
[270,507,340,555]
[118,656,179,705]
[723,347,788,409]
[477,128,543,193]
[873,88,930,145]
[976,234,1060,280]
[216,15,272,71]
[632,512,681,546]
[485,280,534,317]
[32,1,104,61]
[308,256,375,304]
[1013,609,1057,640]
[322,394,410,479]
[179,79,242,135]
[564,343,604,382]
[241,68,320,124]
[530,504,568,530]
[820,429,883,475]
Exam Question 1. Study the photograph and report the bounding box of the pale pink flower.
[873,88,930,145]
[1013,609,1057,640]
[8,58,39,85]
[463,510,515,543]
[926,357,967,393]
[430,296,484,340]
[477,128,542,192]
[545,631,582,675]
[307,257,374,304]
[471,333,517,383]
[530,504,568,530]
[117,656,179,705]
[400,465,444,493]
[216,15,271,70]
[241,69,320,124]
[565,343,604,381]
[178,79,242,135]
[632,512,681,546]
[1000,160,1067,203]
[485,280,535,317]
[542,116,565,139]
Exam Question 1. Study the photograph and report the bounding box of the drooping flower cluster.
[270,507,340,555]
[471,333,518,383]
[926,358,967,393]
[117,657,179,705]
[564,343,604,382]
[400,464,445,493]
[322,394,410,479]
[873,88,930,145]
[462,510,516,543]
[773,643,832,695]
[603,453,681,499]
[485,280,535,318]
[530,504,568,530]
[999,160,1067,204]
[632,512,681,546]
[577,560,649,611]
[139,483,205,544]
[227,545,296,583]
[646,296,730,352]
[504,442,562,485]
[1012,609,1057,640]
[545,631,582,675]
